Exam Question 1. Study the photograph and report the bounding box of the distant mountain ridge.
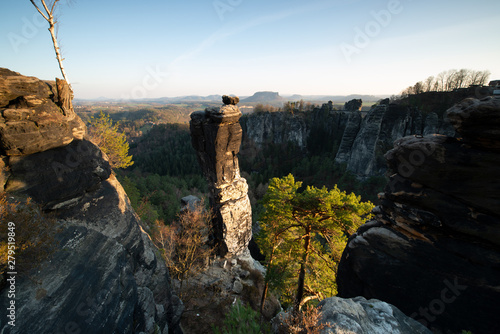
[76,92,390,104]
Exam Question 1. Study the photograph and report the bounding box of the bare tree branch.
[29,0,70,85]
[29,0,49,20]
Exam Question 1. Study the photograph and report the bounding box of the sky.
[1,0,499,99]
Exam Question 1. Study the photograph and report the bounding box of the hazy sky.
[2,0,499,99]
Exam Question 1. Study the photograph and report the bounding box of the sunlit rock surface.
[317,296,431,334]
[0,68,85,155]
[0,69,183,334]
[190,99,252,256]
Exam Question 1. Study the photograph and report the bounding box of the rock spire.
[190,96,252,257]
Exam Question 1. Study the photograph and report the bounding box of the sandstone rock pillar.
[190,96,252,257]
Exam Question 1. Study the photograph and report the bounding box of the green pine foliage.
[256,174,374,309]
[87,112,134,169]
[115,123,207,224]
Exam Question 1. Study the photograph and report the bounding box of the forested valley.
[79,101,387,229]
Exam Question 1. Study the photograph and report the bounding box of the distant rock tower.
[190,95,252,257]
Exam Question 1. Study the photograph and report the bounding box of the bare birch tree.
[29,0,70,85]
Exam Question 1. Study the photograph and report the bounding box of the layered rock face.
[240,102,455,178]
[0,69,182,334]
[190,100,252,257]
[334,104,456,177]
[241,111,310,149]
[337,97,500,334]
[0,68,85,156]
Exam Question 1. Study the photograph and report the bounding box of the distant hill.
[281,94,388,102]
[241,91,284,103]
[75,93,390,104]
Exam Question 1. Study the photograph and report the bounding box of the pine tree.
[256,174,374,311]
[87,112,134,169]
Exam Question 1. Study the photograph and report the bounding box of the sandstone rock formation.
[317,296,431,334]
[343,98,362,111]
[0,69,182,334]
[240,102,455,178]
[0,68,85,156]
[241,110,310,149]
[334,104,456,177]
[190,99,252,257]
[337,97,500,334]
[222,95,239,105]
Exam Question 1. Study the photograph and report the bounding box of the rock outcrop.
[334,111,362,163]
[222,95,239,105]
[317,296,431,334]
[334,104,456,177]
[0,69,182,334]
[337,97,500,334]
[240,102,455,178]
[344,98,362,111]
[241,111,309,149]
[0,68,85,156]
[190,98,252,257]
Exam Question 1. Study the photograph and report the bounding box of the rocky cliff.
[241,111,310,149]
[0,69,182,334]
[240,103,456,178]
[335,104,455,177]
[336,97,500,334]
[190,100,252,257]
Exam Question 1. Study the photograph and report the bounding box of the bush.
[213,299,271,334]
[0,193,57,278]
[276,305,329,334]
[153,200,213,298]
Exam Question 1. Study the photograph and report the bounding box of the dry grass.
[0,192,58,281]
[276,304,330,334]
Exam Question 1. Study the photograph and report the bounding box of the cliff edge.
[0,69,182,334]
[337,97,500,334]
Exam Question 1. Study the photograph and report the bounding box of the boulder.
[0,68,85,156]
[190,103,252,256]
[222,95,239,105]
[344,98,362,111]
[317,296,431,334]
[337,97,500,334]
[181,195,201,212]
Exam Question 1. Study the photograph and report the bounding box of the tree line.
[401,69,490,96]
